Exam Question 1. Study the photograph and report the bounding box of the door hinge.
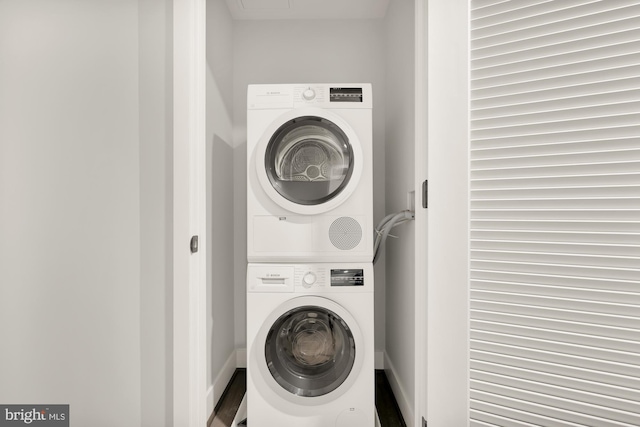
[422,179,428,209]
[190,235,199,253]
[422,416,428,427]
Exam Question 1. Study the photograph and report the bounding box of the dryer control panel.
[329,87,363,103]
[247,83,372,109]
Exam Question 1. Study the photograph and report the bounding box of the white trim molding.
[375,350,385,370]
[207,350,238,419]
[173,0,207,426]
[384,352,414,425]
[426,0,471,425]
[236,348,247,369]
[414,0,429,426]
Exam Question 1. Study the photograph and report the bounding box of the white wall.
[206,0,236,414]
[0,1,172,425]
[231,18,387,353]
[383,0,416,423]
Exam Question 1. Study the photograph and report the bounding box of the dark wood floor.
[375,370,407,427]
[208,369,406,427]
[208,370,247,427]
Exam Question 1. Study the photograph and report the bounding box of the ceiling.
[224,0,390,20]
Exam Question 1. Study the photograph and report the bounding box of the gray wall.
[383,0,416,421]
[0,1,172,425]
[206,0,236,413]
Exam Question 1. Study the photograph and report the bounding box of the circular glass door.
[264,116,354,206]
[264,305,356,397]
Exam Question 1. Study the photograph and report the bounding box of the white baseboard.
[207,350,237,419]
[384,352,414,425]
[375,350,384,370]
[236,348,247,368]
[232,393,247,426]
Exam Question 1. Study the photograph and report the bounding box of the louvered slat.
[470,0,640,425]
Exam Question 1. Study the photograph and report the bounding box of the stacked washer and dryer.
[246,83,375,426]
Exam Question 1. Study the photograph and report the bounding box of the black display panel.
[331,269,364,286]
[330,87,363,103]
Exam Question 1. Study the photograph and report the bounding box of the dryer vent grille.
[328,217,362,250]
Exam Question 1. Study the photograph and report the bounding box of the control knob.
[302,88,316,101]
[302,272,317,287]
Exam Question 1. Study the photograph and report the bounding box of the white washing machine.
[246,263,375,427]
[247,83,373,263]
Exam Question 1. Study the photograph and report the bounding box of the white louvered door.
[469,1,640,425]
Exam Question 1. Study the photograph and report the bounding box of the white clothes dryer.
[247,83,373,263]
[246,263,375,427]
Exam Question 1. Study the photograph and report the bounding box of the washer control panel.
[248,263,373,293]
[292,264,370,292]
[330,269,364,287]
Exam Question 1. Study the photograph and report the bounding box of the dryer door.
[256,108,363,215]
[256,296,364,403]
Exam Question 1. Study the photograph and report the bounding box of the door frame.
[173,0,208,425]
[414,0,428,425]
[172,1,470,425]
[424,0,470,425]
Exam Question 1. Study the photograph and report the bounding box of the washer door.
[256,108,363,215]
[255,296,364,404]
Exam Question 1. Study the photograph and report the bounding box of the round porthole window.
[264,305,356,397]
[264,116,354,206]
